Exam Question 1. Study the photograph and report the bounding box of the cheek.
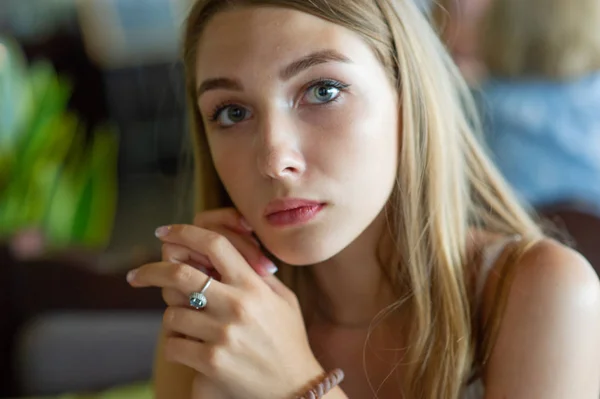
[306,97,399,182]
[209,138,255,198]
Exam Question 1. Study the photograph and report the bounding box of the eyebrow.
[196,49,352,99]
[279,49,352,80]
[197,78,243,98]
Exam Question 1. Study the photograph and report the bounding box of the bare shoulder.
[480,238,600,315]
[481,239,600,398]
[503,238,598,305]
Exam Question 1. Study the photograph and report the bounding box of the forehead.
[195,6,374,79]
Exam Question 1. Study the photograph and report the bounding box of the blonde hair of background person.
[125,1,600,398]
[481,0,600,79]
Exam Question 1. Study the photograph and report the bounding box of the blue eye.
[307,85,340,103]
[304,80,349,104]
[207,79,349,127]
[210,105,251,127]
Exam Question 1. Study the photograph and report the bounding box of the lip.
[264,198,326,227]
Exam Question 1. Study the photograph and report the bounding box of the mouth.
[264,198,326,227]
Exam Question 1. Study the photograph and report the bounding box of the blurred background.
[0,0,599,398]
[1,1,193,398]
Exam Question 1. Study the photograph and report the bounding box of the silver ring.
[189,276,213,309]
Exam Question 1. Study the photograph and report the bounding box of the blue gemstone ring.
[189,276,213,310]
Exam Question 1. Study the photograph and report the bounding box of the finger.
[164,336,220,377]
[194,208,261,249]
[161,286,226,313]
[155,225,261,286]
[161,243,223,281]
[162,232,272,278]
[211,228,277,277]
[162,287,188,307]
[193,208,253,234]
[128,261,227,312]
[163,306,222,343]
[162,242,211,268]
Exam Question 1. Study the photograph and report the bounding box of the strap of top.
[468,234,538,384]
[477,236,541,370]
[475,235,522,306]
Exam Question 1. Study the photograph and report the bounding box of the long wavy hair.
[181,1,543,397]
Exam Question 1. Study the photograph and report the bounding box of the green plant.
[0,36,118,251]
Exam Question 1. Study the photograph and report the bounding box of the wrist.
[292,367,345,399]
[288,362,326,397]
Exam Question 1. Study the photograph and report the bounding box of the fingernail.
[261,258,278,275]
[155,225,171,237]
[126,269,138,283]
[240,217,253,231]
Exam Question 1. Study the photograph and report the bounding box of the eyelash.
[208,78,351,122]
[209,101,235,122]
[306,77,350,96]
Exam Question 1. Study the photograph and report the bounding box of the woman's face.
[195,6,399,265]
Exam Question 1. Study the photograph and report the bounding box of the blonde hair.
[481,0,600,79]
[182,1,542,398]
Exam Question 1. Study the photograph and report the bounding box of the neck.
[309,212,397,327]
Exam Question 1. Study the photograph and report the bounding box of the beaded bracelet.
[297,368,345,399]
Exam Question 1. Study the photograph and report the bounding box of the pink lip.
[264,198,325,227]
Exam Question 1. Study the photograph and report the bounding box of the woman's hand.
[127,209,325,399]
[156,208,278,313]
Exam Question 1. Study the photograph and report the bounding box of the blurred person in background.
[474,0,600,211]
[434,0,493,85]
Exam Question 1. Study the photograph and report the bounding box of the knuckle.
[161,288,175,304]
[205,232,228,253]
[251,284,269,300]
[170,263,193,284]
[205,345,225,371]
[161,288,169,303]
[161,243,176,260]
[215,324,233,345]
[230,297,252,322]
[162,307,176,327]
[178,224,192,238]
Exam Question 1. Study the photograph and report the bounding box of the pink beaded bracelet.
[297,368,345,399]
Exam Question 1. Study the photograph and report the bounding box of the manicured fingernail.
[155,225,171,237]
[126,269,138,283]
[240,217,253,231]
[261,258,278,275]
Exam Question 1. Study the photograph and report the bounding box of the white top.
[462,235,521,399]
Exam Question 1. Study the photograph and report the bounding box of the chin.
[259,230,353,266]
[270,248,332,266]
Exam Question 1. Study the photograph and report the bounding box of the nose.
[255,113,306,181]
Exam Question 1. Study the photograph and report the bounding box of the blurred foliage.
[0,36,118,250]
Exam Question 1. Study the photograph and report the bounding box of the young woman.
[127,1,600,398]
